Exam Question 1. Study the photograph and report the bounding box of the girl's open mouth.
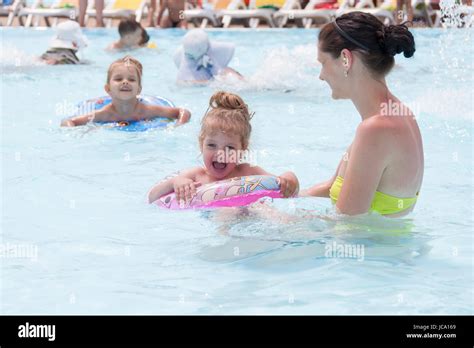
[212,161,227,170]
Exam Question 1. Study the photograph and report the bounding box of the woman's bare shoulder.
[357,116,403,141]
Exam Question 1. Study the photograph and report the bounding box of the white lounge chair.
[86,0,148,27]
[14,0,79,27]
[1,0,24,26]
[217,0,285,28]
[184,0,234,28]
[337,1,395,25]
[412,0,442,26]
[274,0,336,28]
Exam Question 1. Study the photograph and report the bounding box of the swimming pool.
[1,27,472,314]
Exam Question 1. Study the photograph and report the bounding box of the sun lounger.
[86,0,148,27]
[274,0,335,28]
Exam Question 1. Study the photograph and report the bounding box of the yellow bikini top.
[329,176,419,215]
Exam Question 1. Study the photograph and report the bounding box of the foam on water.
[210,44,318,92]
[0,44,46,74]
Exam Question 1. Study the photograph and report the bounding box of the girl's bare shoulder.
[92,105,114,122]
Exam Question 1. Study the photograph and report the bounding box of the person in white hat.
[41,20,88,65]
[174,29,242,84]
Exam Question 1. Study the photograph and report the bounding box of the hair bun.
[201,91,253,149]
[209,91,251,120]
[383,24,416,58]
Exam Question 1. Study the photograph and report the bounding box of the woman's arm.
[335,119,390,215]
[299,180,332,197]
[300,158,344,197]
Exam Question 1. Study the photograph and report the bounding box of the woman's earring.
[344,70,348,77]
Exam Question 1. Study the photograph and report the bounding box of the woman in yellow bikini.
[301,12,424,217]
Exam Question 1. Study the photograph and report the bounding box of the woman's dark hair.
[118,18,149,45]
[318,12,415,77]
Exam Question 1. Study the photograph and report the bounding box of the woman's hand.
[173,177,200,203]
[278,172,299,198]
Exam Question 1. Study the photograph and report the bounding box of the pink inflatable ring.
[156,175,283,210]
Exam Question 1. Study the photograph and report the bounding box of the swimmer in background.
[41,20,88,65]
[174,29,243,85]
[60,56,191,127]
[107,18,155,50]
[147,91,299,204]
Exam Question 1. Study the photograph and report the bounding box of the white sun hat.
[50,20,88,50]
[173,29,235,81]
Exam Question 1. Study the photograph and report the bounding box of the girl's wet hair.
[106,56,143,86]
[199,91,253,149]
[319,11,415,77]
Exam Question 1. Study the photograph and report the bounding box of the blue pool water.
[0,28,472,314]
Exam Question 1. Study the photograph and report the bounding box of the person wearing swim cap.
[174,29,243,84]
[301,12,424,217]
[40,20,88,65]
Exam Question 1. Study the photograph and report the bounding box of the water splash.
[0,44,45,69]
[419,3,474,122]
[210,44,318,92]
[411,88,474,121]
[440,0,474,28]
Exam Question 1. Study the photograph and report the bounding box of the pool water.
[0,28,472,314]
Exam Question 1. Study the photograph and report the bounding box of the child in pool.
[174,29,243,85]
[107,18,153,51]
[41,20,88,65]
[147,91,299,204]
[61,56,191,127]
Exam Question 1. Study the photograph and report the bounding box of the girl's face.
[105,64,141,100]
[317,45,348,99]
[201,131,244,180]
[120,28,143,47]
